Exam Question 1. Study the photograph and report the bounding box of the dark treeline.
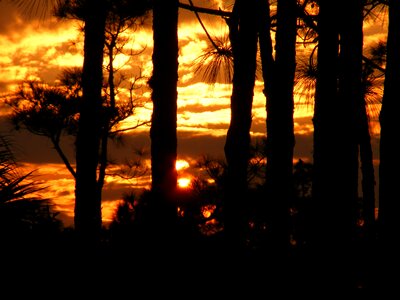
[0,0,395,292]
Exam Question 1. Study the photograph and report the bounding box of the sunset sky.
[0,0,386,226]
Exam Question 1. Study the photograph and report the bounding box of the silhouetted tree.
[379,0,400,284]
[7,79,80,177]
[9,0,151,245]
[257,0,297,258]
[0,135,61,243]
[312,0,364,289]
[148,0,179,237]
[223,0,258,250]
[69,0,106,245]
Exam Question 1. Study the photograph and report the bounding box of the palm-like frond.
[0,135,45,205]
[193,34,233,85]
[6,81,80,138]
[0,171,45,204]
[363,41,386,121]
[11,0,63,19]
[364,0,388,22]
[362,68,383,122]
[294,54,317,109]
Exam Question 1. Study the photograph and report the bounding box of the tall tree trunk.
[359,106,375,231]
[338,0,364,288]
[379,0,400,288]
[74,0,107,245]
[224,0,258,250]
[358,99,376,288]
[313,0,362,288]
[149,0,179,228]
[312,0,340,288]
[263,0,297,258]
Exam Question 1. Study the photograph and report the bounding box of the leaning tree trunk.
[74,0,107,245]
[149,0,179,230]
[224,0,258,250]
[379,0,400,289]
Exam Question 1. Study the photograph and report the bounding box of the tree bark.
[263,0,297,258]
[224,0,258,250]
[379,0,400,288]
[74,0,107,245]
[149,0,179,223]
[312,0,362,288]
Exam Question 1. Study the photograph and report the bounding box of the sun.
[178,177,191,189]
[176,159,190,171]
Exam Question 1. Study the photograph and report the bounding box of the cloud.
[0,2,20,36]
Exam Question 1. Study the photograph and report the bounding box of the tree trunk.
[338,0,364,288]
[74,0,107,245]
[359,106,375,231]
[263,0,297,258]
[358,99,376,288]
[312,0,340,288]
[149,0,179,227]
[312,0,362,288]
[224,0,258,250]
[379,0,400,288]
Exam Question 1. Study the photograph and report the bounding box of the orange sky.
[0,0,386,226]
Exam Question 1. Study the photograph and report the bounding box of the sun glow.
[178,177,191,189]
[176,159,190,171]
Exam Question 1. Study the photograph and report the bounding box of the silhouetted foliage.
[0,134,62,247]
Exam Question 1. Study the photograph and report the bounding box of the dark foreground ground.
[1,231,391,296]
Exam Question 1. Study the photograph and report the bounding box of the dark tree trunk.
[358,99,376,288]
[263,0,297,257]
[74,0,107,245]
[379,0,400,288]
[224,0,258,250]
[338,0,364,287]
[359,106,375,232]
[149,0,179,225]
[312,0,362,288]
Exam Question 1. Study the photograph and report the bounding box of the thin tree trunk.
[224,0,258,250]
[360,108,375,231]
[74,0,107,245]
[379,0,400,288]
[97,33,117,199]
[358,100,376,288]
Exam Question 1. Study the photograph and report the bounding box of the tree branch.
[178,2,231,18]
[110,121,151,134]
[51,137,76,178]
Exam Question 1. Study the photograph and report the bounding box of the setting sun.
[176,159,190,171]
[178,177,191,189]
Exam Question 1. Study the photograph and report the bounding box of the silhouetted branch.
[50,136,76,178]
[187,0,220,50]
[110,121,151,134]
[178,2,231,18]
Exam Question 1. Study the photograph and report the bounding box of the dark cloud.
[0,1,68,36]
[178,103,229,113]
[0,116,75,164]
[0,2,20,36]
[56,190,71,197]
